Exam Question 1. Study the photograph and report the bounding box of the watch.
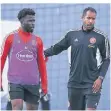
[98,76,104,81]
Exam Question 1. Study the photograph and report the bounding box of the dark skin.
[82,10,102,110]
[11,14,38,111]
[20,14,35,33]
[82,10,95,31]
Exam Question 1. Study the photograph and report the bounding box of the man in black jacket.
[44,7,110,110]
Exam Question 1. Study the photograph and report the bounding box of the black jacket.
[44,27,110,88]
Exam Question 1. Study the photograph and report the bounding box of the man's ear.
[20,18,24,24]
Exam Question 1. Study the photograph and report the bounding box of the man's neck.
[19,27,31,36]
[82,25,94,32]
[21,27,27,33]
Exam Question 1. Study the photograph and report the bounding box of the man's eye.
[87,17,90,19]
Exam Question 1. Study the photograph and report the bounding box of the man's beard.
[24,25,34,33]
[25,27,34,33]
[83,23,94,30]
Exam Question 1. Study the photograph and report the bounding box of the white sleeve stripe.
[96,48,102,69]
[105,38,110,59]
[93,28,110,59]
[68,46,71,65]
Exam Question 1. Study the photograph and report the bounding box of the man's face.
[82,10,96,30]
[21,15,35,33]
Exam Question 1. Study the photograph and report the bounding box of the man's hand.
[92,77,103,93]
[45,57,48,62]
[40,92,50,110]
[43,47,49,62]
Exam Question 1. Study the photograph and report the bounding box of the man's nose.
[89,19,93,23]
[31,22,35,26]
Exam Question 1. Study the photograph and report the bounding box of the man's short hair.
[82,7,97,17]
[17,8,35,20]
